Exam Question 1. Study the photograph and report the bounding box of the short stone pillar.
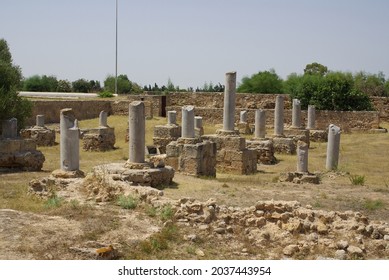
[36,115,45,127]
[60,109,80,171]
[291,99,302,128]
[128,101,145,164]
[222,72,237,132]
[326,124,341,170]
[255,109,266,139]
[167,111,177,125]
[195,116,204,137]
[182,105,195,138]
[2,118,18,139]
[240,111,247,123]
[99,111,108,128]
[306,105,316,130]
[274,95,284,136]
[297,141,308,173]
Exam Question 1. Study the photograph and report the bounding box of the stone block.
[273,137,296,155]
[246,139,277,165]
[20,127,56,146]
[153,125,181,138]
[82,127,115,152]
[237,122,252,134]
[284,128,310,147]
[203,135,246,151]
[279,172,320,184]
[309,129,328,142]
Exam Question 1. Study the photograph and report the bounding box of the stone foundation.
[165,137,216,177]
[0,138,45,171]
[279,172,320,184]
[283,128,310,147]
[203,133,257,175]
[246,139,277,165]
[273,137,296,155]
[93,163,174,188]
[152,124,181,154]
[20,127,56,146]
[82,127,115,152]
[309,130,328,142]
[237,122,252,134]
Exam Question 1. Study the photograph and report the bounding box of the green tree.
[304,62,328,76]
[56,79,72,92]
[23,75,58,92]
[353,71,386,97]
[104,74,138,94]
[237,69,284,93]
[72,78,92,93]
[0,38,32,129]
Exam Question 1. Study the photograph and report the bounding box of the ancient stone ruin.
[237,110,251,134]
[203,72,257,175]
[82,111,116,152]
[326,124,341,170]
[153,110,181,154]
[165,106,217,177]
[20,115,56,146]
[0,117,45,171]
[306,105,328,142]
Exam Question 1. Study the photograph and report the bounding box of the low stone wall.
[371,97,389,122]
[28,100,112,125]
[166,106,380,132]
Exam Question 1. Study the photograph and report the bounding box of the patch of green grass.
[159,204,174,221]
[145,205,157,217]
[349,174,365,186]
[117,195,138,209]
[45,195,63,209]
[363,199,385,211]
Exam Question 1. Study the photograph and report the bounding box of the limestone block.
[246,139,277,165]
[20,128,56,146]
[166,141,180,157]
[310,130,328,142]
[284,128,310,147]
[153,125,181,139]
[203,135,246,151]
[82,127,115,152]
[273,137,296,155]
[237,122,252,134]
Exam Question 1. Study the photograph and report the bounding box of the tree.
[72,78,92,93]
[353,71,386,97]
[237,69,284,93]
[56,79,72,92]
[304,62,328,76]
[0,38,32,129]
[104,74,141,94]
[23,75,58,92]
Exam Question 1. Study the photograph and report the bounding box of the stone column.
[307,105,316,130]
[240,110,247,123]
[255,109,266,139]
[36,115,45,127]
[291,99,302,128]
[60,109,79,171]
[182,105,195,138]
[128,101,145,163]
[223,71,237,132]
[2,118,18,139]
[326,124,341,170]
[99,111,108,127]
[274,95,284,136]
[195,116,203,130]
[297,141,309,173]
[167,111,177,125]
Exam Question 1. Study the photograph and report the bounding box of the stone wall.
[166,106,380,132]
[28,100,112,125]
[371,97,389,122]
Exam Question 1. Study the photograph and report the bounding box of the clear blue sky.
[2,0,389,88]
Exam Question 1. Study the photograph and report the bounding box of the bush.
[237,69,284,93]
[98,91,114,98]
[0,38,32,129]
[117,195,138,209]
[349,174,365,186]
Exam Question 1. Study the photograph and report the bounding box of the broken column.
[60,109,80,172]
[20,114,56,146]
[128,101,145,164]
[83,111,115,151]
[195,116,204,137]
[306,105,316,130]
[182,106,195,138]
[166,106,216,177]
[246,109,277,164]
[274,95,284,136]
[238,110,251,134]
[203,71,257,174]
[254,109,266,139]
[153,110,181,154]
[0,117,45,171]
[223,71,237,132]
[1,118,18,139]
[326,124,341,170]
[291,99,302,128]
[297,141,308,173]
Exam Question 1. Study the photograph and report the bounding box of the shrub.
[349,175,365,186]
[117,195,138,209]
[98,91,114,98]
[363,199,384,211]
[159,204,174,221]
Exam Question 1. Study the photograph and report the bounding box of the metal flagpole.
[115,0,118,95]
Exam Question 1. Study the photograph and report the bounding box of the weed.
[159,204,174,221]
[313,200,323,208]
[349,174,365,186]
[145,205,157,217]
[45,195,63,209]
[70,199,80,209]
[221,183,230,188]
[117,195,138,209]
[363,199,385,211]
[139,224,179,254]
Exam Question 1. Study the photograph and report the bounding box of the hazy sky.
[2,0,389,88]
